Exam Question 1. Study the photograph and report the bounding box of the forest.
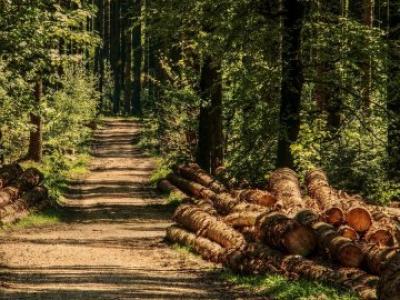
[1,0,400,299]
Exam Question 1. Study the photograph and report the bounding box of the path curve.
[0,119,250,300]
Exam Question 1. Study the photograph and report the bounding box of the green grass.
[220,271,359,300]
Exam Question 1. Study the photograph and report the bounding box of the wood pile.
[0,164,49,224]
[162,163,400,300]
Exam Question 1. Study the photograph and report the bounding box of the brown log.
[225,243,377,300]
[306,170,372,231]
[165,225,225,263]
[338,225,360,241]
[173,204,246,250]
[236,189,277,207]
[296,209,364,267]
[223,211,264,228]
[256,212,317,256]
[269,168,304,209]
[157,179,189,200]
[0,168,43,208]
[364,223,395,247]
[0,186,49,221]
[359,243,399,275]
[378,252,400,300]
[0,164,23,189]
[175,163,227,193]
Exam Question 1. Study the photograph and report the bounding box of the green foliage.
[221,271,359,300]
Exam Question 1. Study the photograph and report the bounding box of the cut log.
[306,170,371,231]
[223,211,264,228]
[173,204,246,250]
[236,189,277,207]
[166,225,225,263]
[0,164,23,189]
[157,179,189,200]
[175,163,227,193]
[269,168,304,210]
[0,186,49,221]
[0,168,44,208]
[378,252,400,300]
[359,243,399,275]
[338,225,359,241]
[364,225,395,247]
[296,209,364,267]
[225,243,377,300]
[256,212,317,256]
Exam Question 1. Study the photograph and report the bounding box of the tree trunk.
[122,0,132,114]
[361,0,374,110]
[196,55,223,175]
[131,0,142,115]
[387,1,400,179]
[276,0,307,168]
[28,79,43,162]
[103,0,110,61]
[111,0,121,114]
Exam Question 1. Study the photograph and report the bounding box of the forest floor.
[0,119,254,300]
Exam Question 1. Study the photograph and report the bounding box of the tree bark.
[378,252,400,299]
[269,168,304,210]
[131,0,142,115]
[0,164,23,189]
[27,79,43,162]
[196,55,223,175]
[276,0,307,168]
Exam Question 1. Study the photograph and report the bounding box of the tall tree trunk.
[276,0,307,168]
[387,1,400,178]
[196,55,223,174]
[123,0,132,114]
[361,0,374,110]
[104,0,110,62]
[111,0,121,114]
[27,79,43,162]
[131,0,142,115]
[95,0,105,110]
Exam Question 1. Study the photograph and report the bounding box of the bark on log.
[0,164,23,189]
[296,209,364,267]
[225,243,377,300]
[338,225,360,241]
[378,252,400,300]
[269,168,304,209]
[166,225,225,263]
[157,179,189,200]
[173,204,246,250]
[359,243,399,275]
[223,211,264,228]
[168,174,265,215]
[256,212,317,256]
[176,163,227,193]
[0,168,43,208]
[236,189,277,207]
[0,186,48,221]
[306,170,372,232]
[364,222,395,247]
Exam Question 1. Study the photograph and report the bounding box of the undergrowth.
[220,271,359,300]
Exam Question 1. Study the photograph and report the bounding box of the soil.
[0,119,256,300]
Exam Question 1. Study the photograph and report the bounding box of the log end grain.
[338,225,359,241]
[323,207,344,227]
[346,207,372,233]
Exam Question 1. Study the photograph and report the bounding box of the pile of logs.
[160,163,400,300]
[0,163,48,224]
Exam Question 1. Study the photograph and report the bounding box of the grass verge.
[220,271,359,300]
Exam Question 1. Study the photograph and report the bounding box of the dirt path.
[0,119,252,300]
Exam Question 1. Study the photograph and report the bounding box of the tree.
[131,0,142,115]
[276,0,308,168]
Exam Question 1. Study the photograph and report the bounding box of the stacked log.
[378,252,400,300]
[164,163,400,299]
[306,170,372,231]
[0,165,48,224]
